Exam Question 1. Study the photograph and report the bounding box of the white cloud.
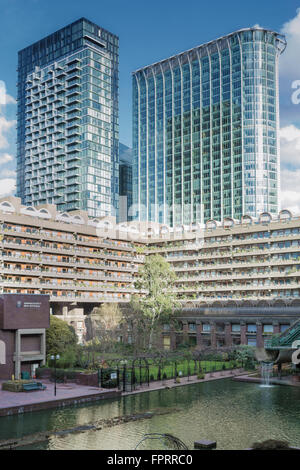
[0,178,15,197]
[280,125,300,166]
[0,152,13,165]
[0,116,16,149]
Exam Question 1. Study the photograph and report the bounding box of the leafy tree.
[233,345,256,369]
[86,303,123,352]
[46,315,77,357]
[131,254,179,350]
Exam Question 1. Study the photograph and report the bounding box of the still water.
[0,379,299,450]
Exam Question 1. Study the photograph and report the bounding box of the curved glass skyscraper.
[132,28,286,226]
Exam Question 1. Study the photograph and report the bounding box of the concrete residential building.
[132,27,286,226]
[0,196,299,349]
[17,18,119,218]
[0,196,144,342]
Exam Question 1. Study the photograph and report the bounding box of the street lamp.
[51,354,60,396]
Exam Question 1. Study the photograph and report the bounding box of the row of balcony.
[0,225,135,251]
[1,239,143,262]
[1,253,138,272]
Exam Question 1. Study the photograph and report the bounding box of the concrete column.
[14,330,21,379]
[240,322,247,345]
[256,322,264,348]
[225,322,232,347]
[196,321,202,349]
[170,326,176,350]
[182,321,189,344]
[41,330,46,365]
[273,321,280,335]
[210,322,216,349]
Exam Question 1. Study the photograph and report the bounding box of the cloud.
[280,9,300,80]
[0,116,16,149]
[0,178,15,197]
[1,168,16,177]
[280,125,300,167]
[5,94,16,105]
[281,168,300,214]
[0,152,13,165]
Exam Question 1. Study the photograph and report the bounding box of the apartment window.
[231,324,241,332]
[188,323,196,332]
[247,324,257,334]
[163,336,171,350]
[247,338,257,347]
[263,324,273,334]
[202,323,211,333]
[280,324,290,333]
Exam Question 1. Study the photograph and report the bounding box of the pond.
[1,379,299,450]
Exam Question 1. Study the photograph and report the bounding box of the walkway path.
[0,368,245,417]
[0,379,120,416]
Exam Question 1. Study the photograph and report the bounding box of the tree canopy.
[46,315,78,357]
[131,254,179,349]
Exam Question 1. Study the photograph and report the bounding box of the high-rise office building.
[17,18,119,218]
[132,28,286,226]
[119,143,132,222]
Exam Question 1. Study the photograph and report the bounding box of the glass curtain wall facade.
[132,28,286,226]
[119,143,133,222]
[17,18,119,217]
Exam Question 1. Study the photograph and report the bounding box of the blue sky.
[1,0,300,211]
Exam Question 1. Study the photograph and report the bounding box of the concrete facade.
[0,294,49,380]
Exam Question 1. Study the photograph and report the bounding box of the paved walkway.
[0,379,120,416]
[0,368,246,416]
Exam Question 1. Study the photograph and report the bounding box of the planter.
[76,372,99,387]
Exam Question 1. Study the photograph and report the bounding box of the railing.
[265,319,300,349]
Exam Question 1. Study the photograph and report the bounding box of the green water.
[0,379,299,450]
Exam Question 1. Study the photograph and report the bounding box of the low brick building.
[0,294,50,380]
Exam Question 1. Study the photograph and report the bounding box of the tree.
[233,345,256,369]
[131,254,179,350]
[88,303,124,352]
[46,315,78,357]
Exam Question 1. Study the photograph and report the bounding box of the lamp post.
[51,354,60,396]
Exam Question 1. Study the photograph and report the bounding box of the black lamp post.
[51,354,60,396]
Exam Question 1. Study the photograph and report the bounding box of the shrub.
[175,377,181,383]
[150,374,155,381]
[162,372,167,380]
[197,373,205,380]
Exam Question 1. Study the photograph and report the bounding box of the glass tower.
[132,28,286,226]
[17,18,119,218]
[119,143,132,222]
